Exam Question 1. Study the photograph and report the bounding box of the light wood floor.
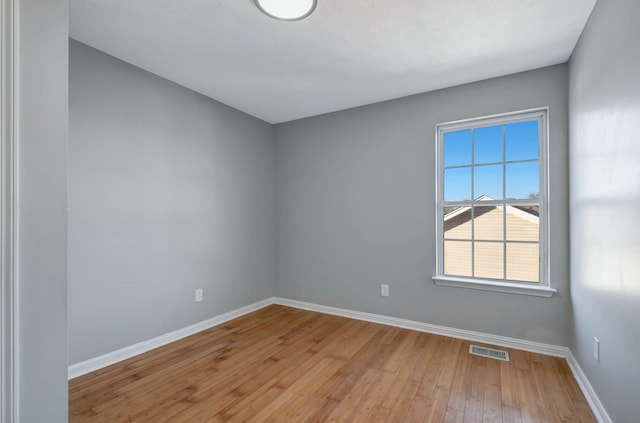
[69,305,596,422]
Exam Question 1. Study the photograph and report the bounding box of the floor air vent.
[469,345,510,361]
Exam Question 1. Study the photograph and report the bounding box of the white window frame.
[432,108,556,297]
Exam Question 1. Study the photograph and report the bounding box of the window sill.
[432,276,556,297]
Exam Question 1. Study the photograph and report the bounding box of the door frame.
[1,0,19,421]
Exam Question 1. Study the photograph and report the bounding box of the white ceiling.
[70,0,597,124]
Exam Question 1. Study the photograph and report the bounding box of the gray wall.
[17,0,69,421]
[275,65,571,346]
[568,0,640,421]
[68,40,275,364]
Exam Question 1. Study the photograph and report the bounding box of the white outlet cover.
[195,289,203,303]
[381,284,389,297]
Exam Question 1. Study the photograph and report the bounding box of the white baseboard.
[566,352,612,423]
[68,297,275,379]
[274,297,569,357]
[67,295,611,423]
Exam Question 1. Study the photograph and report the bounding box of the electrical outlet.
[381,284,389,297]
[195,288,203,303]
[593,337,600,363]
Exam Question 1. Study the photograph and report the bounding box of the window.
[433,108,555,297]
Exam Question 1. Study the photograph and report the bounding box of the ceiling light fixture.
[254,0,317,21]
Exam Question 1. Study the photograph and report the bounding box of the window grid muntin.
[502,124,508,279]
[444,157,538,170]
[470,127,475,276]
[437,108,546,286]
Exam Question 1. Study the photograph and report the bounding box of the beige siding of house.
[506,243,539,282]
[444,207,539,282]
[444,240,472,277]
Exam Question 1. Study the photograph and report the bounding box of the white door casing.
[1,0,19,421]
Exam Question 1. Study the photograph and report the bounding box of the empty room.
[1,0,639,422]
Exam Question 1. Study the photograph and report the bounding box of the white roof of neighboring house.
[444,196,539,224]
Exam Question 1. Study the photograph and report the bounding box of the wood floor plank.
[531,360,561,423]
[425,387,452,423]
[542,356,581,423]
[352,368,403,422]
[447,340,474,412]
[437,338,464,390]
[445,407,465,423]
[482,357,502,423]
[69,305,597,423]
[416,337,451,400]
[499,354,520,410]
[374,332,430,417]
[516,369,542,423]
[501,405,523,423]
[464,355,487,423]
[386,333,442,422]
[325,367,383,421]
[553,357,597,423]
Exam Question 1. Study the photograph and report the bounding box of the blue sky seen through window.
[506,121,539,161]
[474,126,502,164]
[444,121,539,201]
[443,130,471,167]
